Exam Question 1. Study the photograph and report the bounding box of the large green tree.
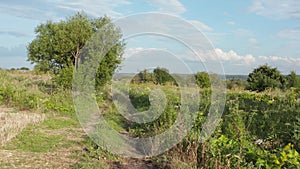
[27,13,124,88]
[247,64,286,91]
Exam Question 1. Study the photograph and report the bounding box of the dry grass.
[0,147,81,169]
[0,111,45,146]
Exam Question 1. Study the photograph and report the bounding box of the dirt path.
[110,158,163,169]
[76,107,165,169]
[0,106,165,169]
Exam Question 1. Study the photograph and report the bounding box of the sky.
[0,0,300,74]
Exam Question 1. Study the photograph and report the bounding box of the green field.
[0,69,299,168]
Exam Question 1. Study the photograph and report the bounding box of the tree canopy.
[131,67,177,85]
[247,64,286,91]
[27,13,125,88]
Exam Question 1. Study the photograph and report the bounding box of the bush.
[194,72,210,88]
[247,64,286,92]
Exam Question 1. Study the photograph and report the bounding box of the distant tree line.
[131,67,178,86]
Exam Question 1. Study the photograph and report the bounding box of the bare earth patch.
[110,158,162,169]
[0,111,45,146]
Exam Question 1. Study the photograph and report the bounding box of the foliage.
[194,72,210,88]
[153,67,177,85]
[226,79,247,90]
[247,64,286,91]
[27,12,125,89]
[107,81,300,168]
[287,71,300,89]
[256,143,300,169]
[131,69,155,84]
[131,67,177,85]
[1,63,300,168]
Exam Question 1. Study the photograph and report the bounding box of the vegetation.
[247,64,286,91]
[131,67,178,85]
[1,13,300,169]
[287,71,300,89]
[27,12,124,89]
[2,67,299,168]
[194,72,210,88]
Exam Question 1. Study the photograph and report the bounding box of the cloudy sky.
[0,0,300,74]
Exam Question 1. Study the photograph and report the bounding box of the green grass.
[5,125,66,153]
[41,117,79,130]
[3,115,80,153]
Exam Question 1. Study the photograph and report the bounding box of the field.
[0,69,299,168]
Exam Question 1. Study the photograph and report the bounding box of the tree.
[27,12,125,88]
[194,72,210,88]
[287,71,300,88]
[247,64,286,91]
[153,67,177,85]
[130,69,155,84]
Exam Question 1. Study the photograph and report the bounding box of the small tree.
[247,64,286,91]
[131,69,155,84]
[153,67,177,85]
[287,71,300,89]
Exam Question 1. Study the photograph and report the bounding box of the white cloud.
[144,0,186,15]
[189,20,213,31]
[214,48,256,65]
[249,0,300,19]
[258,55,300,73]
[213,49,300,74]
[259,55,300,64]
[119,47,193,73]
[123,47,161,58]
[120,47,300,74]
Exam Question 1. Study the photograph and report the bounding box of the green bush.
[247,64,286,91]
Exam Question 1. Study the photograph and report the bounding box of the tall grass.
[0,69,75,118]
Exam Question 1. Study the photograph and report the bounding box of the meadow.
[0,68,299,168]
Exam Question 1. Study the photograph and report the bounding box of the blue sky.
[0,0,300,74]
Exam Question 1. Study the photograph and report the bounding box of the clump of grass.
[0,112,45,146]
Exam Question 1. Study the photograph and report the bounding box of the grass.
[1,69,300,168]
[5,127,65,153]
[0,69,116,168]
[41,117,79,130]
